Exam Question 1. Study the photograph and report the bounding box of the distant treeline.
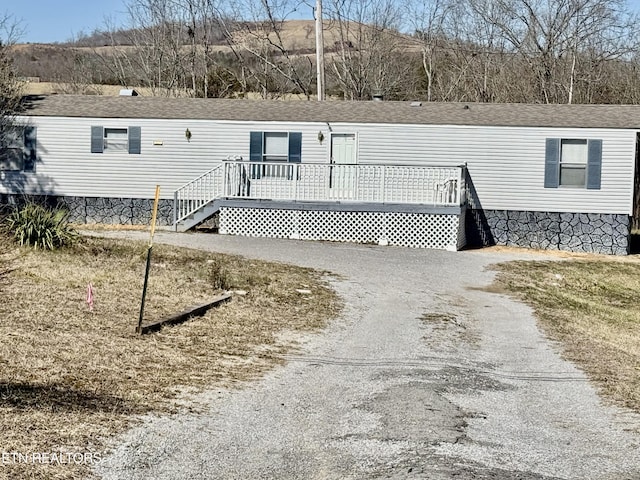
[10,0,640,104]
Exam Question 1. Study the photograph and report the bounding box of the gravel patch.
[92,232,640,479]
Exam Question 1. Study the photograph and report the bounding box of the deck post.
[209,166,214,198]
[457,165,465,205]
[223,161,228,197]
[173,191,178,231]
[326,165,331,199]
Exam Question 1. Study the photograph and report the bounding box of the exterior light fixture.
[185,128,192,141]
[317,131,324,143]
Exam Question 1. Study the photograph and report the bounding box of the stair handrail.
[173,164,224,225]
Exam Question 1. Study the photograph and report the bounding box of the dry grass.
[493,258,640,412]
[0,235,339,480]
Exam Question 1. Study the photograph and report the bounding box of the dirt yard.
[0,235,338,480]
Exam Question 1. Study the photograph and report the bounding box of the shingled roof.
[18,95,640,129]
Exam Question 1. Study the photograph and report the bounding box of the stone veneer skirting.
[0,194,632,255]
[467,209,630,255]
[0,195,174,226]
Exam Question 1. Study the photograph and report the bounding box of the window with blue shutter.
[544,138,560,188]
[91,126,142,154]
[128,126,142,154]
[544,137,601,189]
[91,126,103,153]
[287,132,302,179]
[0,125,37,172]
[23,126,37,171]
[586,139,602,190]
[249,131,263,179]
[288,132,302,163]
[249,131,263,161]
[249,131,302,178]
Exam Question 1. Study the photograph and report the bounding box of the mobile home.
[1,95,637,254]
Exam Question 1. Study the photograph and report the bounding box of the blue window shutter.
[23,126,37,171]
[544,138,560,188]
[249,132,262,161]
[249,131,263,179]
[587,139,602,190]
[288,132,302,163]
[128,126,141,154]
[91,126,103,153]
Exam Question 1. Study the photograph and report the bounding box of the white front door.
[330,133,357,198]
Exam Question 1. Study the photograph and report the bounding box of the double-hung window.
[249,131,302,178]
[263,132,289,176]
[104,128,129,151]
[559,139,587,187]
[263,132,289,162]
[91,126,142,154]
[544,138,602,189]
[0,125,37,172]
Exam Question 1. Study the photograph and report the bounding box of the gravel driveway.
[94,232,640,479]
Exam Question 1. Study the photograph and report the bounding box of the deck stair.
[173,164,225,232]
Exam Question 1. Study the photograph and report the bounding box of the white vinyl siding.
[353,125,632,214]
[7,115,636,216]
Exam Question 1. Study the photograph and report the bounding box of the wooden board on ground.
[137,293,232,334]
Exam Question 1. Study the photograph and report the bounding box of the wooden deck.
[174,162,467,226]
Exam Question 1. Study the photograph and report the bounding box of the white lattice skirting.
[219,207,466,251]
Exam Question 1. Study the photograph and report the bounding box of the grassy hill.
[10,19,417,97]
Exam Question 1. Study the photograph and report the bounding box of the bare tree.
[98,0,192,96]
[466,0,640,104]
[324,0,408,100]
[186,0,219,98]
[404,0,455,101]
[181,0,229,98]
[49,43,107,95]
[443,0,518,102]
[217,0,315,99]
[0,13,24,151]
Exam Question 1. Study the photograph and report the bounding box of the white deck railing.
[222,162,466,206]
[174,162,466,225]
[173,164,225,224]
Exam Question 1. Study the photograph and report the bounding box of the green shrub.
[4,203,78,250]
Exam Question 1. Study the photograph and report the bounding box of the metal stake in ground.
[137,186,161,334]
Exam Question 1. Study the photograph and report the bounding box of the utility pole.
[315,0,326,101]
